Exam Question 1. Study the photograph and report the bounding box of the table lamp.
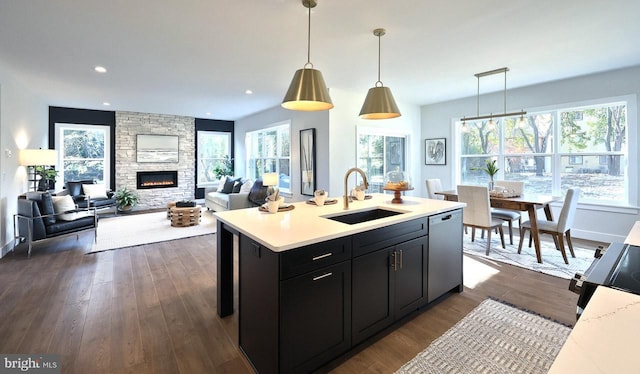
[19,149,58,191]
[262,172,279,198]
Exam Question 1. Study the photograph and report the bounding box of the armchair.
[14,192,97,257]
[62,179,117,213]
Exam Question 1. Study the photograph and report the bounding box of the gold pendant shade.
[281,0,333,111]
[359,86,400,119]
[282,68,333,111]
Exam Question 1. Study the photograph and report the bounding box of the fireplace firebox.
[137,171,178,189]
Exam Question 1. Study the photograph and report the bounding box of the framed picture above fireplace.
[137,134,179,163]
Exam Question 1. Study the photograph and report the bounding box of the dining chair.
[457,185,505,255]
[491,180,524,245]
[518,188,580,264]
[425,179,444,200]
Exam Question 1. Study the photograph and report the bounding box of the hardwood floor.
[0,230,603,373]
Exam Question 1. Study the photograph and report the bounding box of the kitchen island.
[214,194,465,374]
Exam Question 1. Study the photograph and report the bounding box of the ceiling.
[2,0,640,121]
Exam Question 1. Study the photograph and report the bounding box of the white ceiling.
[2,0,640,121]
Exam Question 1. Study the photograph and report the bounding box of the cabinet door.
[280,261,351,374]
[351,247,394,345]
[393,237,428,318]
[428,210,463,302]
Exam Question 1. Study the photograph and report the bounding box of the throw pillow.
[217,176,227,192]
[232,180,242,193]
[52,195,93,221]
[82,184,108,199]
[38,192,57,225]
[221,177,241,194]
[239,179,254,194]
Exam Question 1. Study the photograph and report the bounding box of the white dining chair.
[518,188,580,264]
[491,180,524,245]
[425,179,444,200]
[457,185,505,255]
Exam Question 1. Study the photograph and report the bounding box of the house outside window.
[56,123,110,187]
[197,131,231,187]
[456,99,628,205]
[357,131,408,193]
[245,121,291,193]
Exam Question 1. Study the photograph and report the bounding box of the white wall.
[0,68,49,257]
[421,65,640,243]
[235,105,329,202]
[328,88,422,198]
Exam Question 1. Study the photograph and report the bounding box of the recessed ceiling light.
[103,102,111,106]
[94,66,107,73]
[205,112,211,116]
[245,89,253,95]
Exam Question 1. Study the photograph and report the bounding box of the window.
[55,123,111,188]
[245,122,291,193]
[357,131,408,193]
[456,99,628,205]
[197,131,231,187]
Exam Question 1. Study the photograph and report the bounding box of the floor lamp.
[19,149,58,192]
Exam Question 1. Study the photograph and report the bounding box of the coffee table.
[170,206,201,227]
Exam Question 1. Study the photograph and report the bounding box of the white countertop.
[624,221,640,246]
[213,193,465,252]
[549,286,640,373]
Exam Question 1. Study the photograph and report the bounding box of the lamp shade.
[359,86,401,119]
[19,149,57,166]
[281,68,334,111]
[262,172,279,187]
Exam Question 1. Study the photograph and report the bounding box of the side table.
[170,206,201,227]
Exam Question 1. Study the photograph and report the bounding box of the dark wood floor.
[0,229,604,373]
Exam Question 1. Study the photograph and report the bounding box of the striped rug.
[396,299,571,374]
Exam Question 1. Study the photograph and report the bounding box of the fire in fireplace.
[137,171,178,189]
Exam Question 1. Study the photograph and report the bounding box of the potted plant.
[114,187,139,212]
[213,156,234,179]
[35,166,58,191]
[473,159,499,190]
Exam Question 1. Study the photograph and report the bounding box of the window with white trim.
[55,123,111,189]
[357,129,408,193]
[245,122,291,193]
[197,131,231,187]
[456,99,629,205]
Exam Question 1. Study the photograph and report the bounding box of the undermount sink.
[323,208,405,225]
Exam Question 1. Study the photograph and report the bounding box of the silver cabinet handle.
[399,249,403,270]
[312,253,333,261]
[312,272,333,281]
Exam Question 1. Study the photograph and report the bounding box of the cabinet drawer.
[280,236,351,280]
[352,218,427,257]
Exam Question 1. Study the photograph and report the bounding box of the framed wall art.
[425,138,446,165]
[137,134,179,163]
[300,128,316,196]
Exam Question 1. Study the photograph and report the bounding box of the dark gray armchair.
[14,192,97,257]
[60,179,117,214]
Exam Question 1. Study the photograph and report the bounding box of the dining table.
[435,190,556,263]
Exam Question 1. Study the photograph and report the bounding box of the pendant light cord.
[305,4,312,68]
[376,32,382,86]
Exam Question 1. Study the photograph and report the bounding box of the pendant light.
[359,28,401,119]
[282,0,333,111]
[460,67,525,122]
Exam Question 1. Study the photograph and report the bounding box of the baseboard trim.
[0,239,16,259]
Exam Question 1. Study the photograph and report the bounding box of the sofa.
[15,191,97,257]
[205,177,268,212]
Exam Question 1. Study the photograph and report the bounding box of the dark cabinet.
[239,236,351,374]
[428,210,463,302]
[238,211,462,374]
[281,261,351,373]
[352,235,428,345]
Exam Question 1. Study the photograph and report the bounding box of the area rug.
[89,210,216,253]
[463,235,596,279]
[396,299,571,374]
